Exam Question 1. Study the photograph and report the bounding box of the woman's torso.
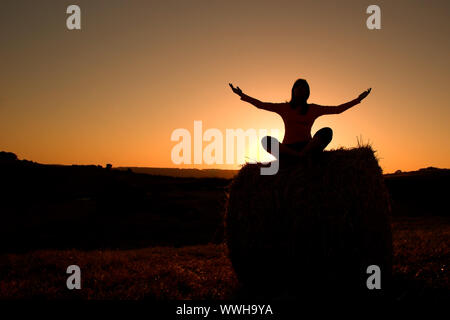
[276,103,319,144]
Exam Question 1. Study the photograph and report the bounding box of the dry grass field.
[0,216,448,300]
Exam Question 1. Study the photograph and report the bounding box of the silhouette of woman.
[229,79,371,160]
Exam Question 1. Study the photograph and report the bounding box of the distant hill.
[384,166,449,217]
[3,150,448,180]
[384,166,450,177]
[118,166,450,180]
[0,150,448,253]
[116,167,239,179]
[0,151,231,252]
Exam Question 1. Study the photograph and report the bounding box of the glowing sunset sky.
[1,0,449,173]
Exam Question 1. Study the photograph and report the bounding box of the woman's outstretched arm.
[229,83,280,112]
[315,88,372,115]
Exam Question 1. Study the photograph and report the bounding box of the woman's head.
[290,79,310,114]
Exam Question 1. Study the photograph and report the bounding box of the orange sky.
[1,0,449,173]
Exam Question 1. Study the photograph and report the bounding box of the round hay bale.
[225,146,392,298]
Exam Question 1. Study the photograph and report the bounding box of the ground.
[0,216,448,300]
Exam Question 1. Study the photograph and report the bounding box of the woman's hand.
[358,88,372,102]
[229,83,243,97]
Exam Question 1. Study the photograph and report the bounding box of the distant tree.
[106,163,112,170]
[0,151,18,163]
[419,166,437,172]
[395,170,402,174]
